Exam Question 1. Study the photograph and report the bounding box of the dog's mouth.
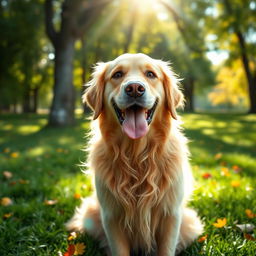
[112,99,158,139]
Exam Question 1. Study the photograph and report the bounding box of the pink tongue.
[122,107,148,139]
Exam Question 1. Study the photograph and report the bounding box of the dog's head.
[84,53,184,139]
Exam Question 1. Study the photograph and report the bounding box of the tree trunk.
[22,87,31,113]
[183,77,194,112]
[48,38,76,126]
[32,87,39,113]
[223,0,256,113]
[235,31,256,113]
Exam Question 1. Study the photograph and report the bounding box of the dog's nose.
[125,83,145,98]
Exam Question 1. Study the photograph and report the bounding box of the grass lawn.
[0,113,256,256]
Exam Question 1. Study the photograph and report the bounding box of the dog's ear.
[83,62,108,120]
[157,60,184,119]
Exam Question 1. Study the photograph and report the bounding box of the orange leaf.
[202,172,212,179]
[73,193,81,200]
[1,197,13,206]
[232,165,241,173]
[64,244,75,256]
[245,209,255,219]
[213,218,227,228]
[74,243,86,255]
[3,148,10,153]
[198,234,208,243]
[214,153,222,160]
[244,233,256,241]
[10,152,19,158]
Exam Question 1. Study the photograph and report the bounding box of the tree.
[222,0,256,113]
[0,0,45,113]
[44,0,110,126]
[208,59,248,109]
[160,0,214,111]
[203,0,256,113]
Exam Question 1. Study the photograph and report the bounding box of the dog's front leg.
[102,213,130,256]
[156,209,182,256]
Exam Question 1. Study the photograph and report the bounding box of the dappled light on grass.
[1,113,256,255]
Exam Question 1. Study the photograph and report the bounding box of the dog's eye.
[146,71,156,79]
[112,71,124,79]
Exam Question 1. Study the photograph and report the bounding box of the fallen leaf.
[44,199,58,206]
[220,161,227,166]
[9,181,17,186]
[74,243,86,255]
[56,148,64,153]
[1,197,13,206]
[19,179,30,184]
[3,171,13,179]
[236,223,255,233]
[198,234,208,242]
[68,232,77,241]
[3,148,10,153]
[245,209,255,219]
[214,153,222,160]
[231,180,240,187]
[244,233,256,241]
[73,193,81,200]
[232,165,241,173]
[3,213,13,219]
[213,218,227,228]
[63,244,75,256]
[10,152,19,158]
[221,167,230,177]
[202,172,212,179]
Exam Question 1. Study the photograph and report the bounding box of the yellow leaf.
[3,213,13,219]
[68,232,77,241]
[1,197,13,206]
[213,218,227,228]
[231,180,240,187]
[221,167,230,177]
[10,152,19,158]
[74,243,86,255]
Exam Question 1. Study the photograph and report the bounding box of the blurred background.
[1,0,255,126]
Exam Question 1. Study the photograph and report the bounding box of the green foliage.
[0,113,256,255]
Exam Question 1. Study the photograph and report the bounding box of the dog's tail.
[66,196,108,248]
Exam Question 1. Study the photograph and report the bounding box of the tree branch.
[75,0,111,38]
[45,0,58,46]
[160,0,205,54]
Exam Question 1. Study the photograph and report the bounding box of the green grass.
[0,113,256,255]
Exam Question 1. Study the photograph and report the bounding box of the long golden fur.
[66,53,203,256]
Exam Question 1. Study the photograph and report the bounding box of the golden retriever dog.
[66,53,203,256]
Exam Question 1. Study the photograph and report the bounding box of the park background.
[0,0,256,255]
